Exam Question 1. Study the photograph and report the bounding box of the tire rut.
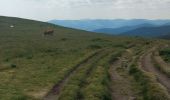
[141,52,170,93]
[43,50,103,100]
[77,51,112,100]
[109,54,137,100]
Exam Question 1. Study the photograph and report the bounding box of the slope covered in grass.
[0,16,138,100]
[1,16,170,100]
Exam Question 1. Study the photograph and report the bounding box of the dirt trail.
[109,55,138,100]
[43,51,102,100]
[141,52,170,93]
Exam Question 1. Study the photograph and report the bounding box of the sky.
[0,0,170,21]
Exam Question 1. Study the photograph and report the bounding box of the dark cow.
[44,30,54,36]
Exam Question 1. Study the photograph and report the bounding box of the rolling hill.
[94,23,155,35]
[1,16,170,100]
[48,19,170,33]
[121,25,170,37]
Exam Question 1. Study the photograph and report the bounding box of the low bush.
[12,94,29,100]
[11,64,17,68]
[109,50,123,63]
[87,44,102,49]
[61,38,68,41]
[159,48,170,62]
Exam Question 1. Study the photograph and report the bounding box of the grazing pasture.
[0,16,170,100]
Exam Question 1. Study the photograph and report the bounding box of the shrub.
[61,38,68,41]
[11,64,17,68]
[26,55,33,59]
[159,48,170,62]
[91,38,105,42]
[12,95,28,100]
[109,50,123,63]
[4,58,9,62]
[87,44,102,49]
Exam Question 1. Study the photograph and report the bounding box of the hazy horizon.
[0,0,170,21]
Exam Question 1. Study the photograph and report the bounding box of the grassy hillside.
[0,16,170,100]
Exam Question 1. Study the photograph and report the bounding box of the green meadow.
[0,16,170,100]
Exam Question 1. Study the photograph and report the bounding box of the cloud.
[0,0,170,21]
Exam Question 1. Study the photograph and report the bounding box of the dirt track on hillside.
[141,52,170,93]
[43,51,102,100]
[109,54,137,100]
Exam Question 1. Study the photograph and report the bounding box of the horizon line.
[1,15,170,22]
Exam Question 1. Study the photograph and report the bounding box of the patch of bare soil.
[109,55,138,100]
[141,52,170,93]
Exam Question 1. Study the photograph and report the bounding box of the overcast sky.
[0,0,170,21]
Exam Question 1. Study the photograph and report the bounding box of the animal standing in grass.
[44,30,54,36]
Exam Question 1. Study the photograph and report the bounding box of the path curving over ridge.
[141,52,170,93]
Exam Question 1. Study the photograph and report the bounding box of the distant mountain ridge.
[121,25,170,38]
[48,19,170,38]
[48,19,170,31]
[94,23,155,34]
